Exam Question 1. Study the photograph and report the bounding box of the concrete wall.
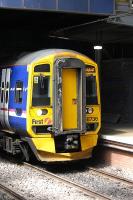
[101,59,133,124]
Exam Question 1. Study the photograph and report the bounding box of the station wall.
[101,59,133,124]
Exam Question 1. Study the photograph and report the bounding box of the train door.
[0,68,12,130]
[54,58,86,134]
[62,68,77,130]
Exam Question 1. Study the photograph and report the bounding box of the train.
[0,49,101,162]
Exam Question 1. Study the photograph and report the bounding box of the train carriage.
[0,49,101,162]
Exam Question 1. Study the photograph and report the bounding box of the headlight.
[37,109,43,116]
[37,109,48,116]
[86,107,93,114]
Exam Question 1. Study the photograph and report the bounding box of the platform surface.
[101,123,133,145]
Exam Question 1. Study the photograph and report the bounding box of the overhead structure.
[108,0,133,27]
[50,1,133,45]
[108,13,133,27]
[0,0,133,60]
[116,0,133,12]
[0,0,114,15]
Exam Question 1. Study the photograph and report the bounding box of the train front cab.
[26,53,101,162]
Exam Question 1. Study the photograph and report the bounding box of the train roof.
[14,49,94,66]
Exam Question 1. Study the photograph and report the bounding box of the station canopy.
[0,0,133,62]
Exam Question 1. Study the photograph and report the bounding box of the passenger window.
[15,81,23,103]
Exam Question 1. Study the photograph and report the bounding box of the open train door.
[62,68,78,130]
[53,58,86,135]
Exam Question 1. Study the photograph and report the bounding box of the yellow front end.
[31,134,98,162]
[26,51,100,162]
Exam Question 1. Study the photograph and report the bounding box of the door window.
[1,82,4,103]
[15,81,23,103]
[6,82,9,103]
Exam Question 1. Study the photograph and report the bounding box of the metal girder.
[0,0,114,15]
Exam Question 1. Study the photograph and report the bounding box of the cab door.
[62,68,78,130]
[54,58,86,135]
[0,68,12,130]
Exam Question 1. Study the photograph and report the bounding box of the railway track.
[0,182,26,200]
[24,162,111,200]
[100,139,133,153]
[88,167,133,186]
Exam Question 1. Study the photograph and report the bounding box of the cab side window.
[15,81,23,103]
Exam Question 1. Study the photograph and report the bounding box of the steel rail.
[88,167,133,186]
[0,183,26,200]
[100,139,133,153]
[24,162,111,200]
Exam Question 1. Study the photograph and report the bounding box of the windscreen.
[32,75,50,106]
[86,76,98,105]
